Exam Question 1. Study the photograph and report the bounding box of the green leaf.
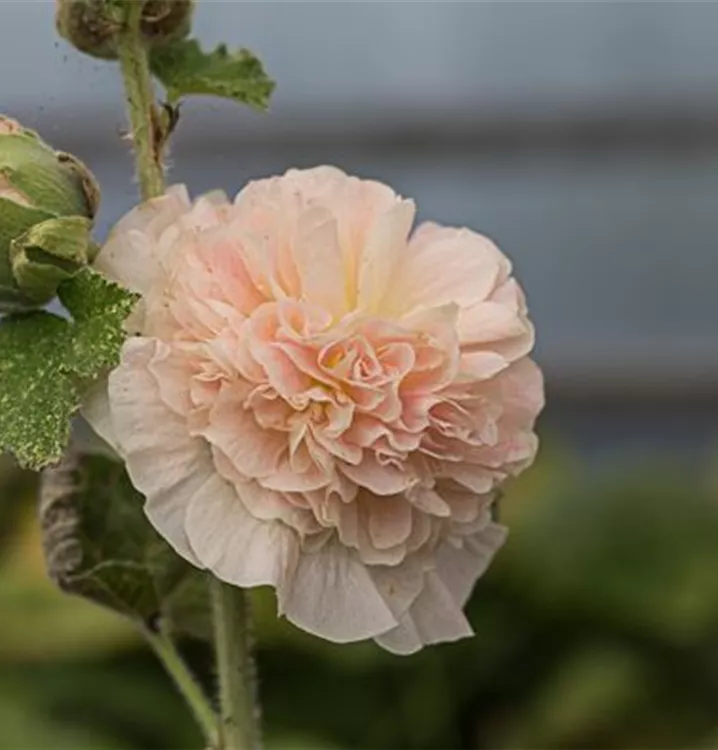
[40,452,210,639]
[59,266,138,378]
[150,38,275,110]
[0,268,136,469]
[0,312,75,468]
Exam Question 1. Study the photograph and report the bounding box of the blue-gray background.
[6,0,718,459]
[2,4,718,749]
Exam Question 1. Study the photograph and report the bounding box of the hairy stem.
[145,627,218,747]
[116,1,165,200]
[115,6,261,749]
[115,2,219,746]
[211,579,262,750]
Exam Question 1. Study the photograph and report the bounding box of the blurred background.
[2,1,718,748]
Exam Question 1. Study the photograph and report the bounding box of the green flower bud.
[56,0,194,61]
[141,1,195,46]
[54,0,121,60]
[0,116,100,313]
[10,216,96,306]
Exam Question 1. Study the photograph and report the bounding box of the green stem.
[144,628,218,748]
[116,1,165,200]
[115,7,260,749]
[211,579,262,750]
[115,2,216,745]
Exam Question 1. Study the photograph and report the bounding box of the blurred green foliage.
[1,444,718,749]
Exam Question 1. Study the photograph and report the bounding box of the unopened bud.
[141,1,194,46]
[56,0,194,61]
[0,116,100,312]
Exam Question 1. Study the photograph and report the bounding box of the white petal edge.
[94,185,191,295]
[436,522,508,606]
[80,376,120,454]
[375,571,473,655]
[369,556,425,620]
[282,539,398,643]
[375,523,508,654]
[185,474,299,591]
[107,336,212,566]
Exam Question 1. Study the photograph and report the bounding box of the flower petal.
[201,385,286,480]
[373,613,423,654]
[81,376,120,453]
[185,474,299,589]
[282,539,397,642]
[95,185,191,295]
[340,454,413,496]
[374,571,473,654]
[293,206,347,317]
[369,556,425,619]
[108,337,211,564]
[357,199,415,313]
[435,522,508,606]
[458,300,530,351]
[367,494,413,549]
[388,223,507,317]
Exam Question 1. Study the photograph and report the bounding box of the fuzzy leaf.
[41,452,210,639]
[59,266,138,378]
[150,38,275,110]
[0,268,136,469]
[0,312,74,468]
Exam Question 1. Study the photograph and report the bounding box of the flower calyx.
[0,116,100,312]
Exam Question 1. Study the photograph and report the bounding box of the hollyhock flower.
[84,166,543,653]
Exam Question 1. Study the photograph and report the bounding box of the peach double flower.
[85,166,543,653]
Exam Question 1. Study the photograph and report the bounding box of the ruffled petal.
[458,300,529,350]
[435,522,508,606]
[374,571,473,654]
[340,454,413,495]
[488,358,545,428]
[387,223,507,317]
[81,376,119,453]
[293,206,347,317]
[367,494,413,549]
[357,199,415,313]
[369,556,425,619]
[108,337,211,564]
[201,385,286,480]
[95,185,191,295]
[282,539,397,642]
[373,612,423,654]
[185,474,299,589]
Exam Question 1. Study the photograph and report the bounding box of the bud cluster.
[0,117,100,312]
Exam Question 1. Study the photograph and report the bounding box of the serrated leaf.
[150,38,275,110]
[0,312,75,468]
[40,452,210,639]
[0,268,137,469]
[59,266,138,378]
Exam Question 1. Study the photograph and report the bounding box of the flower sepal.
[9,216,96,309]
[0,116,99,313]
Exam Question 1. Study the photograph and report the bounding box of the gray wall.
[2,1,718,412]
